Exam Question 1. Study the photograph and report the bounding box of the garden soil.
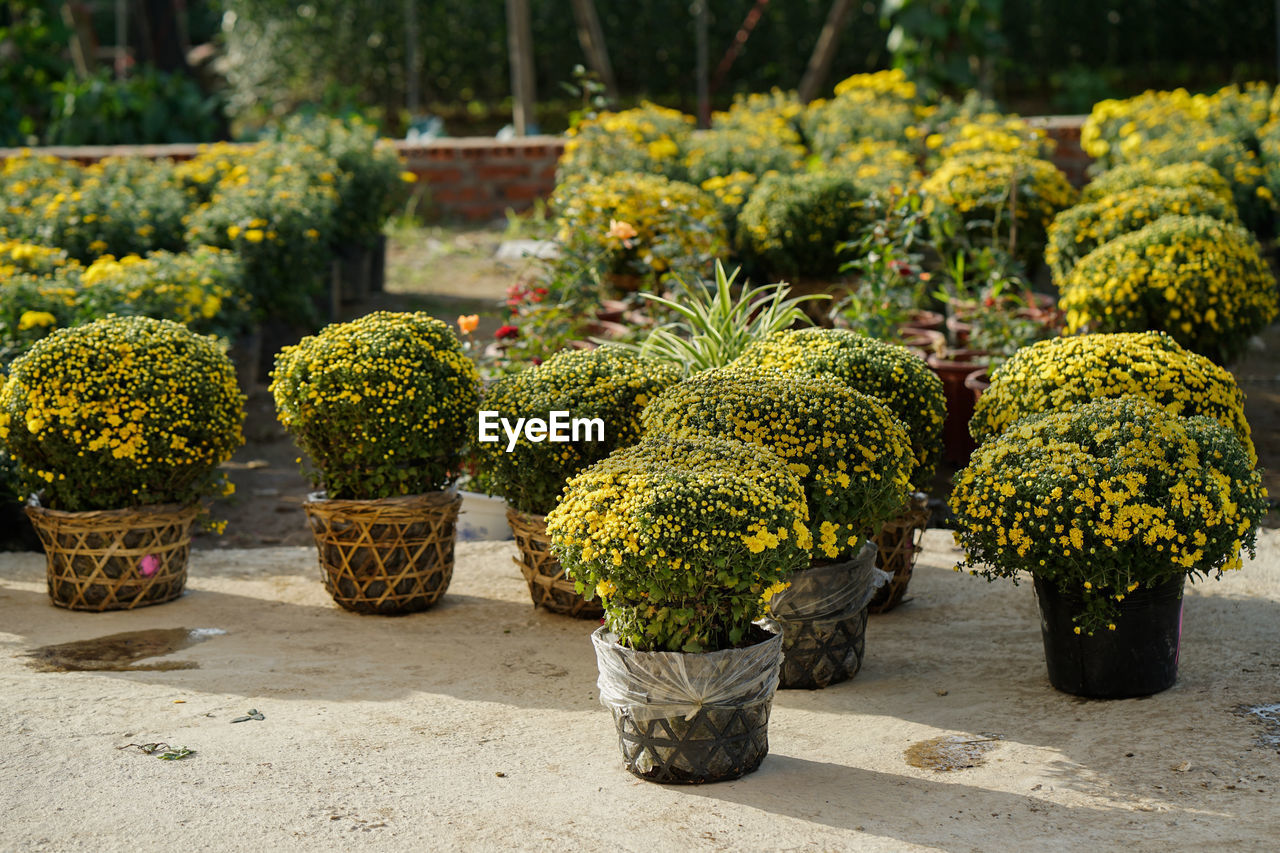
[1,530,1278,852]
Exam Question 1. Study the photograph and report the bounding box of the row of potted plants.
[0,116,410,371]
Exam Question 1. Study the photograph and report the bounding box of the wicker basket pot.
[765,542,883,690]
[869,493,930,613]
[592,625,783,784]
[506,507,603,619]
[26,501,198,611]
[304,491,461,615]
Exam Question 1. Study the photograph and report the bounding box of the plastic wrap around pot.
[590,626,783,723]
[765,541,890,623]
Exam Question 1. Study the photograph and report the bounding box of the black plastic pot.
[1034,574,1185,699]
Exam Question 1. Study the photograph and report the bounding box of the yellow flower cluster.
[547,434,811,652]
[0,240,73,278]
[551,171,727,284]
[475,346,680,515]
[558,102,694,182]
[0,316,244,511]
[920,151,1078,260]
[970,332,1256,462]
[1060,215,1278,364]
[805,70,921,159]
[682,126,805,186]
[1046,185,1241,283]
[1081,161,1233,207]
[951,396,1267,634]
[733,329,946,487]
[641,368,913,559]
[826,139,920,192]
[924,113,1052,165]
[0,154,188,262]
[271,311,479,500]
[1081,85,1275,233]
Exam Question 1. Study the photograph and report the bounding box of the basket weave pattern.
[304,491,461,615]
[26,503,197,611]
[869,495,929,613]
[506,508,603,619]
[612,701,772,784]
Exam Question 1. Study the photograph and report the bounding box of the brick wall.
[0,118,1092,222]
[398,136,564,222]
[1028,116,1093,187]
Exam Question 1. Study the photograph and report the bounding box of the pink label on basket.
[139,555,159,577]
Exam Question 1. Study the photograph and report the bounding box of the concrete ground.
[1,530,1278,852]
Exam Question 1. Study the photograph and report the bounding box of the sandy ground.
[1,530,1278,852]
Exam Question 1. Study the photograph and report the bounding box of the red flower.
[531,356,543,366]
[495,324,520,340]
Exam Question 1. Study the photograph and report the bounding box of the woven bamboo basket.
[304,491,461,615]
[869,494,930,613]
[506,507,603,619]
[26,502,198,611]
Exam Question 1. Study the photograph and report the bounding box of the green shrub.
[920,151,1077,262]
[1046,185,1240,283]
[271,312,479,499]
[737,172,880,278]
[733,329,946,487]
[548,434,811,652]
[475,347,680,515]
[0,316,244,511]
[1061,215,1278,363]
[642,368,914,560]
[551,171,727,288]
[273,115,409,247]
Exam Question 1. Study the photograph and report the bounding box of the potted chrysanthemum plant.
[271,311,479,614]
[1,316,244,610]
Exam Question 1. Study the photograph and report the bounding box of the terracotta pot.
[945,314,973,348]
[903,309,944,331]
[900,328,945,358]
[964,367,990,406]
[927,351,988,466]
[594,299,628,323]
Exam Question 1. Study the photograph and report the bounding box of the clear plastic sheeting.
[591,626,784,722]
[765,542,890,624]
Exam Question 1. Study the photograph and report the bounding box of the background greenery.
[2,1,1277,144]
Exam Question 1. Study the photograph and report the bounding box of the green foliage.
[882,0,1005,97]
[269,115,410,247]
[548,434,811,653]
[643,368,914,559]
[734,329,946,488]
[47,68,225,146]
[951,396,1267,634]
[803,70,921,160]
[182,141,340,321]
[737,172,881,278]
[0,2,73,146]
[0,154,188,263]
[0,316,244,511]
[1061,215,1278,364]
[271,312,480,500]
[623,261,826,377]
[551,171,726,288]
[920,151,1077,263]
[70,248,252,341]
[556,103,693,182]
[475,347,680,515]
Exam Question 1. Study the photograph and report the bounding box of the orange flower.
[607,219,638,241]
[457,314,479,335]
